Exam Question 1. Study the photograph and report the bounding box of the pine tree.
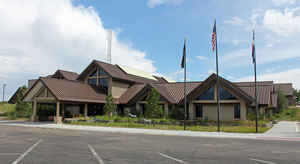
[145,88,163,118]
[103,92,117,119]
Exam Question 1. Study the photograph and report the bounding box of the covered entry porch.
[23,77,108,124]
[31,99,104,124]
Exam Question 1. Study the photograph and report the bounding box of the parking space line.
[12,139,43,164]
[88,144,105,164]
[249,158,276,164]
[0,153,21,155]
[158,152,188,164]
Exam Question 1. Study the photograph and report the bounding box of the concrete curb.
[0,121,299,141]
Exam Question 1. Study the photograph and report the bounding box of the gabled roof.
[119,82,200,105]
[274,83,293,96]
[119,84,147,104]
[52,70,79,81]
[185,74,255,104]
[23,77,107,103]
[77,60,160,84]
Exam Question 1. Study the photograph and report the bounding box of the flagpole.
[215,20,221,132]
[253,30,258,133]
[184,38,187,131]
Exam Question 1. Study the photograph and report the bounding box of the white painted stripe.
[12,139,42,164]
[158,152,188,164]
[88,144,105,164]
[0,153,20,155]
[249,158,277,164]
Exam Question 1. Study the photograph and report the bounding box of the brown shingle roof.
[274,83,293,96]
[78,60,161,84]
[52,70,79,81]
[186,74,255,104]
[40,78,107,103]
[235,82,274,105]
[157,82,201,103]
[119,84,146,104]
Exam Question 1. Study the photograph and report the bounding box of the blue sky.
[1,0,300,99]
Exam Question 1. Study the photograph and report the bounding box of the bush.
[169,105,184,120]
[7,110,16,120]
[14,86,32,118]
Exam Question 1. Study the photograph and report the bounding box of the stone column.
[84,104,88,118]
[164,103,169,118]
[136,103,140,116]
[188,102,194,120]
[56,101,62,124]
[31,100,37,122]
[62,103,65,119]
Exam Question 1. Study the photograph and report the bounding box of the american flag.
[212,20,217,52]
[252,30,256,64]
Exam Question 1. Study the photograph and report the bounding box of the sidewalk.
[0,120,299,141]
[265,121,300,137]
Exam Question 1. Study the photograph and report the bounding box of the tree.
[145,88,163,118]
[276,90,288,113]
[15,86,32,118]
[103,92,117,119]
[293,89,300,102]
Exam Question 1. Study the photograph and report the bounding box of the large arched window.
[88,67,109,93]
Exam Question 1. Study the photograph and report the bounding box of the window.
[98,78,109,91]
[195,104,203,118]
[88,78,97,85]
[87,67,110,94]
[234,104,241,119]
[197,87,214,100]
[98,68,108,76]
[89,69,97,77]
[219,87,237,100]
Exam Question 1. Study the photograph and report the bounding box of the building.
[274,83,296,106]
[18,60,293,123]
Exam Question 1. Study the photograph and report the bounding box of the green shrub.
[7,110,16,120]
[169,105,184,120]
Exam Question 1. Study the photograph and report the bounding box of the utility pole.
[3,84,6,102]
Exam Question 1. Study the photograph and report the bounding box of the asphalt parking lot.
[1,125,300,164]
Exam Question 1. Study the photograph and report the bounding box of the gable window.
[197,87,214,100]
[195,104,203,118]
[219,87,237,100]
[88,67,109,93]
[234,104,241,119]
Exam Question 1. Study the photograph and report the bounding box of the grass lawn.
[68,120,271,133]
[0,102,15,115]
[272,107,300,121]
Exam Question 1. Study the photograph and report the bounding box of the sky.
[1,0,300,100]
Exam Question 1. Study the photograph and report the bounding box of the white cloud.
[196,56,208,60]
[147,0,184,8]
[0,0,157,99]
[272,0,297,6]
[238,68,299,89]
[263,8,300,36]
[224,17,247,26]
